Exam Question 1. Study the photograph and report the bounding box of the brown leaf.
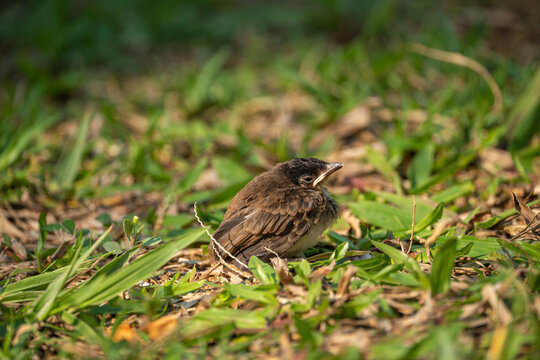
[11,238,28,261]
[279,333,295,359]
[340,208,361,238]
[0,210,25,239]
[308,260,335,281]
[142,314,179,340]
[486,326,508,360]
[512,193,537,224]
[271,257,295,285]
[112,321,139,343]
[385,298,416,315]
[337,265,357,297]
[481,284,512,326]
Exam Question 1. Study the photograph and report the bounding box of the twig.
[398,238,405,253]
[264,246,281,259]
[407,196,416,254]
[193,202,250,272]
[65,253,108,287]
[407,42,503,114]
[421,218,459,263]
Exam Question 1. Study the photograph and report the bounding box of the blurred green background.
[1,0,539,212]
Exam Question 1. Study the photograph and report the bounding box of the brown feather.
[208,158,341,267]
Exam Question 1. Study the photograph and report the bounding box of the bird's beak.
[313,162,343,187]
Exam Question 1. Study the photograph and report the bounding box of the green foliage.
[430,239,456,295]
[371,241,430,288]
[53,111,92,190]
[51,229,204,314]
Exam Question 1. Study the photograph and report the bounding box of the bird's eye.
[299,175,314,185]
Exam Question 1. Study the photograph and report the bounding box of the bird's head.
[278,157,343,188]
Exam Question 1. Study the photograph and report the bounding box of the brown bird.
[209,157,343,268]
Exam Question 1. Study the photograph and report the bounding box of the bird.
[208,157,343,268]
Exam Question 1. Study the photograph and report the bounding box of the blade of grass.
[32,226,112,320]
[371,240,430,288]
[61,312,110,349]
[365,146,403,195]
[186,49,230,113]
[0,115,58,172]
[349,200,411,232]
[430,238,456,295]
[248,256,279,285]
[507,66,540,150]
[51,229,205,313]
[54,111,92,189]
[177,157,208,195]
[408,143,434,189]
[413,202,444,234]
[410,151,476,195]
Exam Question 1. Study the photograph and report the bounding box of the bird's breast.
[282,212,334,257]
[283,189,338,257]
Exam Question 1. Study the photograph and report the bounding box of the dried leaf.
[481,284,512,325]
[512,193,537,224]
[337,265,357,297]
[142,314,179,340]
[112,321,139,343]
[11,238,28,261]
[341,208,361,238]
[271,257,295,285]
[486,326,508,360]
[308,260,336,281]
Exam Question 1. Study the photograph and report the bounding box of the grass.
[1,1,540,359]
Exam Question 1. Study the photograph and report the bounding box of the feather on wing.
[209,188,325,265]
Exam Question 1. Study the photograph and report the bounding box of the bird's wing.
[210,188,325,263]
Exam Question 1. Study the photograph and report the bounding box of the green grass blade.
[431,182,474,204]
[374,191,435,220]
[414,202,444,234]
[349,201,411,232]
[408,143,434,189]
[474,199,540,229]
[430,238,456,295]
[436,236,500,259]
[54,111,92,189]
[1,267,69,297]
[365,146,403,195]
[177,157,208,195]
[371,240,430,288]
[224,283,277,305]
[0,291,46,304]
[51,229,205,313]
[61,312,110,349]
[410,152,476,195]
[32,226,112,320]
[248,256,279,285]
[186,49,229,113]
[507,66,540,150]
[0,115,58,172]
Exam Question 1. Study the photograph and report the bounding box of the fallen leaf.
[308,260,336,281]
[340,208,361,238]
[337,264,357,297]
[112,321,139,343]
[142,314,179,340]
[512,193,537,224]
[271,257,295,285]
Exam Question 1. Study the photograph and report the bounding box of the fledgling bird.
[209,157,343,267]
